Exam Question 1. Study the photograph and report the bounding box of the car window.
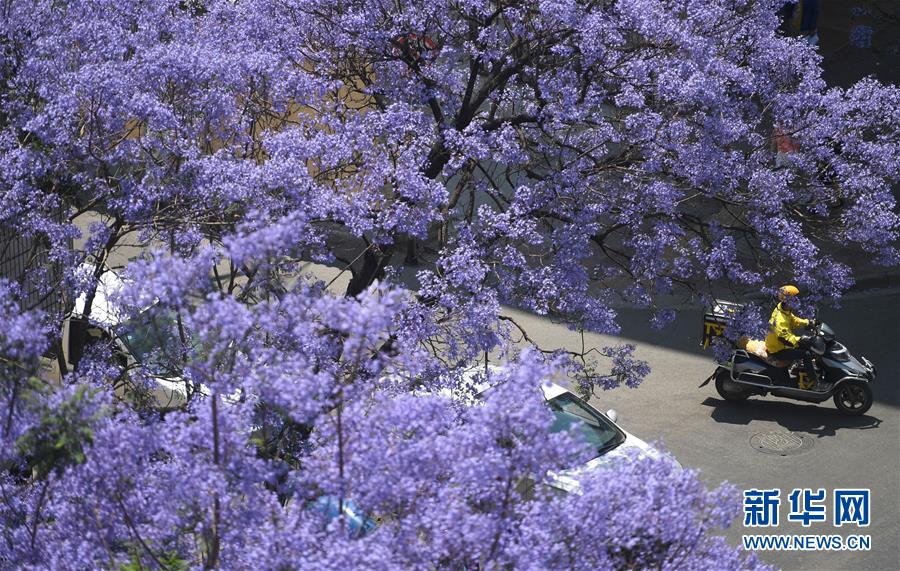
[547,393,625,456]
[121,308,181,375]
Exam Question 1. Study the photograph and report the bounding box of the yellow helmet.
[778,285,800,300]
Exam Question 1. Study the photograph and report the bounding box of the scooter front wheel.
[833,381,873,416]
[715,369,751,402]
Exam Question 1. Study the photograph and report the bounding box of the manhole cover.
[749,431,814,456]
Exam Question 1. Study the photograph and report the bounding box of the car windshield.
[547,393,625,456]
[121,308,181,376]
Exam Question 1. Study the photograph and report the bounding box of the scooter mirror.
[606,409,619,423]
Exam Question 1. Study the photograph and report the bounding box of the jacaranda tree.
[1,0,898,568]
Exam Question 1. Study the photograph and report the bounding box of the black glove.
[797,336,812,349]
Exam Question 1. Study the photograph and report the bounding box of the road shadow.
[613,296,900,408]
[615,306,709,357]
[702,397,882,439]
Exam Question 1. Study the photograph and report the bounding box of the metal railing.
[0,206,72,316]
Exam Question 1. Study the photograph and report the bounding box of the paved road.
[506,292,900,571]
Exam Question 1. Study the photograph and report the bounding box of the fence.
[0,207,71,316]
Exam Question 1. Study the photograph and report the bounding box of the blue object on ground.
[311,495,378,538]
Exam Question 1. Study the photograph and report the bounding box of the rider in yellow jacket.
[765,285,817,388]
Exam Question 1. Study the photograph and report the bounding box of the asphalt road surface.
[506,292,900,571]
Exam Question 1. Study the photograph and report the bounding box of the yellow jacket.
[765,302,810,353]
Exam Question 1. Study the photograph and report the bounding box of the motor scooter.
[700,300,877,416]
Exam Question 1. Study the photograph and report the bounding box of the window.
[547,393,625,457]
[121,307,180,376]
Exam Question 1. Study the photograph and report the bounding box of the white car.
[540,381,679,494]
[451,370,680,494]
[40,264,195,410]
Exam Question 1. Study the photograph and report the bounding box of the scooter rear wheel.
[715,369,751,402]
[832,381,873,416]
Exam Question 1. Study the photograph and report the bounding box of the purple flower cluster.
[0,281,49,364]
[2,0,898,567]
[849,25,874,49]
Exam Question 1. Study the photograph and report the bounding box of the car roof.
[72,264,125,326]
[540,381,571,400]
[459,366,574,401]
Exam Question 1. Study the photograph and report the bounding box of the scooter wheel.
[715,369,751,402]
[832,381,873,416]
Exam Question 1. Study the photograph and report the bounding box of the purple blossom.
[849,25,874,49]
[1,0,899,567]
[0,280,49,364]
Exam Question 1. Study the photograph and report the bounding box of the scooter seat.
[746,353,790,368]
[739,338,791,368]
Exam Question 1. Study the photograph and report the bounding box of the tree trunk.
[345,247,392,297]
